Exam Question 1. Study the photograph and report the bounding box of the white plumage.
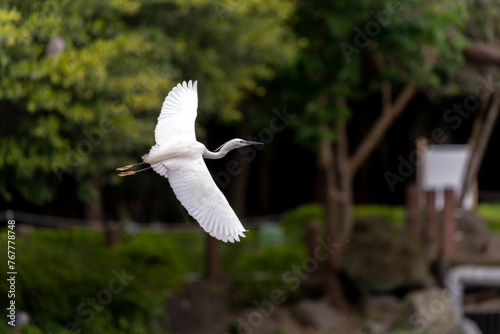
[118,80,263,243]
[155,80,198,144]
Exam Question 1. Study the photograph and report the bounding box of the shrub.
[0,228,194,333]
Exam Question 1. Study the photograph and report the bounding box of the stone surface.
[234,306,303,334]
[485,234,500,255]
[343,215,435,293]
[456,233,490,255]
[166,281,228,334]
[291,298,345,331]
[235,308,280,334]
[392,287,456,334]
[456,212,500,262]
[274,308,304,334]
[234,300,366,334]
[457,211,489,235]
[363,295,400,334]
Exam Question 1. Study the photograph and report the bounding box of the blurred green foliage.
[0,0,297,206]
[0,228,197,333]
[281,203,325,237]
[476,202,500,232]
[354,203,500,232]
[221,230,309,306]
[217,204,324,306]
[0,203,324,332]
[353,204,406,227]
[254,0,469,149]
[1,202,498,332]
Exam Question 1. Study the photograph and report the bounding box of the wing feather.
[167,157,246,243]
[154,80,198,144]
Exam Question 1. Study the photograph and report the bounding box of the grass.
[353,203,500,233]
[476,202,500,232]
[353,204,406,228]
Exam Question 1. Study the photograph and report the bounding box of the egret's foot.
[116,165,133,171]
[118,166,152,177]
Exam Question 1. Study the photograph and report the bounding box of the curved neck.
[203,149,229,159]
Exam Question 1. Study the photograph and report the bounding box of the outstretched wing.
[167,157,246,243]
[155,80,198,144]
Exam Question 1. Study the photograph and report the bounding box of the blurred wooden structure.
[416,188,458,263]
[424,190,438,261]
[406,183,419,233]
[441,189,457,260]
[407,140,480,266]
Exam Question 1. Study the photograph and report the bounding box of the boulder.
[234,308,280,334]
[291,298,345,331]
[457,211,489,235]
[234,299,366,334]
[456,214,500,261]
[343,215,435,293]
[392,287,457,334]
[234,306,303,334]
[485,234,500,255]
[166,281,228,334]
[455,233,490,255]
[274,308,304,334]
[291,298,365,334]
[363,295,400,334]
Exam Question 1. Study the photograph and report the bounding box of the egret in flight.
[117,80,263,242]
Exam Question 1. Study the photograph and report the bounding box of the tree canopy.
[0,0,297,207]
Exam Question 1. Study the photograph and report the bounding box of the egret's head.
[215,138,264,152]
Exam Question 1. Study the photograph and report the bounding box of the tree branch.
[348,84,417,174]
[464,40,500,67]
[459,91,500,206]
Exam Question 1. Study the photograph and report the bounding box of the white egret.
[117,80,263,243]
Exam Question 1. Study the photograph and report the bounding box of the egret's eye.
[240,140,246,144]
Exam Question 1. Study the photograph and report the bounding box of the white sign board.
[422,145,474,210]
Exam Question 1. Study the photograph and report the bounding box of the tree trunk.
[85,173,103,228]
[336,105,353,240]
[319,131,349,309]
[318,85,417,308]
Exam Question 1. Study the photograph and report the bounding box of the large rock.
[234,300,366,334]
[392,287,457,334]
[166,281,228,334]
[485,234,500,257]
[343,215,435,293]
[234,307,303,334]
[457,211,489,235]
[291,298,345,331]
[456,212,500,262]
[291,298,365,333]
[363,295,400,334]
[234,308,280,334]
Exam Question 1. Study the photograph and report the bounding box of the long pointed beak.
[244,141,264,146]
